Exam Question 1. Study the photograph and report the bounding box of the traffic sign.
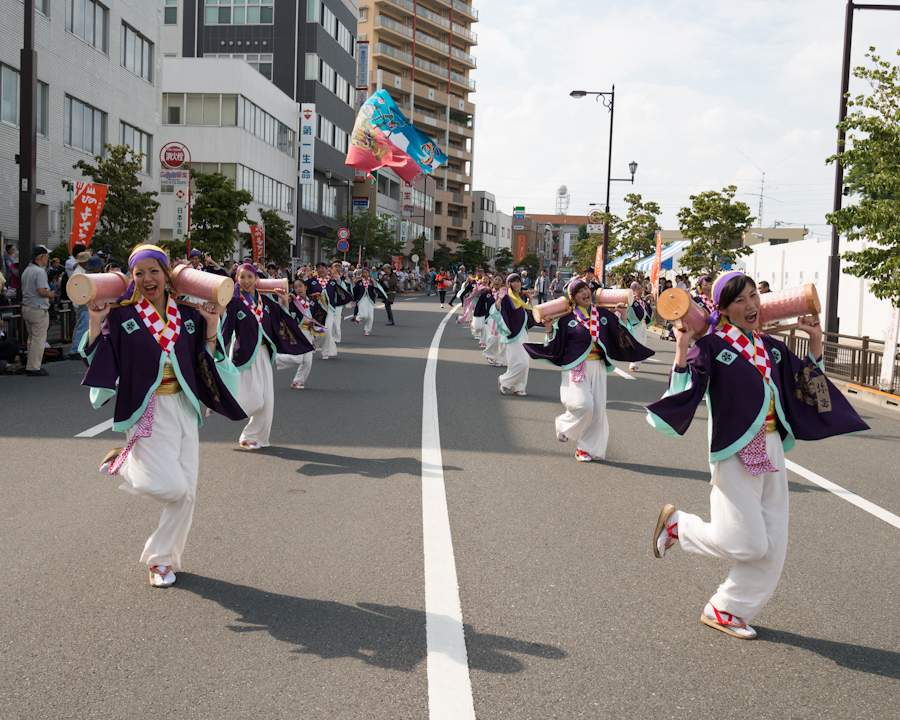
[337,239,350,252]
[338,228,350,240]
[588,209,603,224]
[160,142,188,169]
[411,254,419,263]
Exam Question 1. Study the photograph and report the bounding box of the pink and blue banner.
[346,90,448,185]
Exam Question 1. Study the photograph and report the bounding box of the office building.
[470,189,496,259]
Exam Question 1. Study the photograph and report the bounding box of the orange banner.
[424,258,430,275]
[594,245,604,277]
[250,226,265,263]
[650,231,663,295]
[516,234,526,262]
[392,255,402,271]
[69,182,108,253]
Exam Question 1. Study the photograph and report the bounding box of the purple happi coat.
[525,306,654,371]
[646,332,869,462]
[474,288,494,318]
[353,278,386,304]
[220,292,314,371]
[489,293,541,343]
[81,303,246,432]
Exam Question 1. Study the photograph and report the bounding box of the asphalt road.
[2,294,899,719]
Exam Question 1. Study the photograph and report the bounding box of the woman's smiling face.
[238,268,258,293]
[722,283,761,332]
[132,259,166,303]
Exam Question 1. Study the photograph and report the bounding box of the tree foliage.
[570,211,617,272]
[609,193,662,275]
[456,239,489,270]
[190,170,253,260]
[431,241,455,270]
[324,212,402,264]
[257,208,294,267]
[493,247,514,272]
[677,185,754,278]
[827,48,900,302]
[410,234,428,263]
[519,252,541,279]
[71,144,159,262]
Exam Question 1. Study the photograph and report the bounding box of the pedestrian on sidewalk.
[20,245,56,376]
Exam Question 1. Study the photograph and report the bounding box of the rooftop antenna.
[555,184,570,215]
[732,147,795,227]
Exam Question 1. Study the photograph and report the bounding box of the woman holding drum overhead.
[491,273,540,396]
[220,263,314,450]
[79,244,246,588]
[647,272,868,639]
[526,281,654,462]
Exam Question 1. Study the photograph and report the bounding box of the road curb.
[831,379,900,414]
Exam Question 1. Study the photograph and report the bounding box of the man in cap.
[20,245,56,375]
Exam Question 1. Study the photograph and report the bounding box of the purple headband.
[506,273,522,285]
[129,246,168,270]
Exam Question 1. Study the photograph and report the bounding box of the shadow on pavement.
[177,574,566,673]
[759,628,900,679]
[262,446,462,479]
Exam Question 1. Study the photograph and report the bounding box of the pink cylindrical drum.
[171,265,234,306]
[66,272,129,305]
[256,278,289,295]
[594,288,634,308]
[657,288,709,337]
[759,283,821,326]
[532,297,572,323]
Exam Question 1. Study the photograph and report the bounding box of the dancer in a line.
[221,263,314,449]
[471,275,492,347]
[525,280,654,462]
[81,244,246,587]
[307,262,350,359]
[693,274,716,314]
[329,261,351,345]
[275,277,325,389]
[481,275,507,366]
[352,266,387,336]
[647,272,868,639]
[626,281,654,371]
[491,273,539,396]
[456,267,484,327]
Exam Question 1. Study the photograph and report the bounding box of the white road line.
[785,459,900,531]
[614,368,635,380]
[421,305,476,720]
[647,358,662,363]
[75,418,113,438]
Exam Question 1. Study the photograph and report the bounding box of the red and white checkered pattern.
[716,323,771,382]
[573,305,600,343]
[241,292,264,324]
[136,296,182,355]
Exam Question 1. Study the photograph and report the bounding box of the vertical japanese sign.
[299,104,315,185]
[354,41,370,183]
[516,234,526,262]
[400,219,409,247]
[173,187,189,242]
[250,226,265,263]
[650,231,663,295]
[424,258,430,275]
[401,181,413,217]
[69,182,108,253]
[392,255,402,271]
[594,245,603,277]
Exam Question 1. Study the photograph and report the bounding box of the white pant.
[483,317,506,364]
[238,345,274,447]
[498,334,529,392]
[556,360,610,458]
[357,296,374,333]
[630,323,648,369]
[321,309,338,357]
[118,392,199,571]
[332,307,343,343]
[472,315,484,339]
[275,328,315,385]
[679,433,789,622]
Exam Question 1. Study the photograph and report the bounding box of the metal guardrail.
[1,302,76,354]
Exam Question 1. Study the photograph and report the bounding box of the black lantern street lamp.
[570,86,638,286]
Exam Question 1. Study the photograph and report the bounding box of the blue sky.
[470,0,900,236]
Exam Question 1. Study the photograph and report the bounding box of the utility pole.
[17,0,37,303]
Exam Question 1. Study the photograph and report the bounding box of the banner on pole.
[392,255,402,271]
[650,231,663,295]
[594,245,603,277]
[69,182,108,253]
[250,226,265,263]
[879,305,900,393]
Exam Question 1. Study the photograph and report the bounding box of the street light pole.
[17,0,37,304]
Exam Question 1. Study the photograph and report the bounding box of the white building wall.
[0,0,162,251]
[495,210,512,250]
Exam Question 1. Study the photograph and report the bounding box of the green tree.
[493,247,514,272]
[456,238,489,270]
[258,208,294,267]
[519,252,541,279]
[577,223,589,241]
[324,212,402,264]
[612,193,662,275]
[570,211,618,272]
[190,170,253,260]
[432,241,456,270]
[827,48,900,302]
[70,144,159,261]
[677,185,754,277]
[410,233,428,263]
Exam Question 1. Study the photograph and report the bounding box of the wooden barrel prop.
[594,288,633,308]
[759,283,820,325]
[532,297,571,323]
[257,277,289,295]
[66,272,129,305]
[171,265,234,306]
[657,287,710,336]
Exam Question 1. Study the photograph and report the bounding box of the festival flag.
[346,90,448,185]
[250,226,265,263]
[69,182,108,253]
[392,255,402,272]
[594,245,604,278]
[424,258,430,275]
[650,231,663,296]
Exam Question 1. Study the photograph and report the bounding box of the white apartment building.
[495,209,512,251]
[158,57,299,251]
[470,190,498,259]
[1,0,162,251]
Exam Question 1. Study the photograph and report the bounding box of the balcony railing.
[452,0,478,19]
[452,22,477,43]
[375,15,413,38]
[416,5,450,29]
[375,42,412,64]
[415,56,446,78]
[380,0,415,13]
[416,30,449,54]
[414,105,445,121]
[450,46,476,66]
[452,216,464,227]
[449,70,475,89]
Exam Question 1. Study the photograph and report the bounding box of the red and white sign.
[392,256,402,271]
[401,182,413,217]
[594,245,604,278]
[160,142,188,169]
[516,234,527,262]
[250,226,265,263]
[69,182,108,253]
[338,228,350,240]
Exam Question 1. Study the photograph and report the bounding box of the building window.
[322,185,336,218]
[305,54,317,80]
[358,8,367,22]
[317,115,333,145]
[64,95,106,155]
[320,3,336,35]
[204,0,273,25]
[164,0,177,25]
[66,0,109,53]
[302,181,317,212]
[0,66,48,137]
[121,23,154,82]
[119,121,152,174]
[306,0,318,23]
[207,53,272,81]
[480,197,494,212]
[237,164,294,213]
